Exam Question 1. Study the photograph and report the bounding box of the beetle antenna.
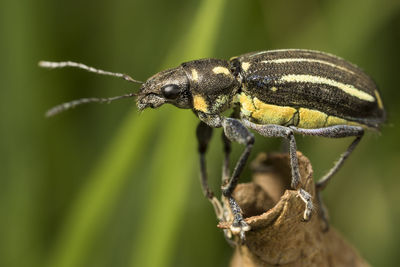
[38,60,143,84]
[45,92,137,117]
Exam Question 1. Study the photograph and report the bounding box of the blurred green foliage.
[0,0,399,266]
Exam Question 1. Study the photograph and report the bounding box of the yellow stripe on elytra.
[374,90,384,109]
[193,95,208,113]
[261,58,355,75]
[280,74,375,102]
[191,69,199,81]
[212,66,231,75]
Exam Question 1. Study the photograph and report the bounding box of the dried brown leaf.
[220,152,369,267]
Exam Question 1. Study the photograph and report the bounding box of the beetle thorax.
[181,59,240,114]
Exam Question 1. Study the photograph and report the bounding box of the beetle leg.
[196,121,224,221]
[289,125,364,229]
[241,119,313,221]
[222,108,239,185]
[289,125,364,190]
[221,132,231,186]
[221,118,254,240]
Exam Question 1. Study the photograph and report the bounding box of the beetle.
[40,49,385,240]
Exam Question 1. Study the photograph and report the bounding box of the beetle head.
[137,66,191,111]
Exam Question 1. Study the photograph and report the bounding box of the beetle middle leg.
[242,119,314,221]
[221,107,240,185]
[221,118,254,240]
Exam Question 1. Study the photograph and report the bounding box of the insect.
[40,49,385,240]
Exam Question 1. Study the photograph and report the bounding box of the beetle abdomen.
[232,49,385,128]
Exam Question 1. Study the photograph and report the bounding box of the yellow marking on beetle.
[262,58,355,75]
[297,108,328,128]
[241,62,251,72]
[325,116,362,127]
[280,74,375,102]
[191,69,199,81]
[325,116,349,126]
[252,98,296,125]
[213,94,230,112]
[212,66,231,76]
[270,86,278,92]
[374,90,384,109]
[193,95,208,113]
[232,94,240,104]
[238,93,255,117]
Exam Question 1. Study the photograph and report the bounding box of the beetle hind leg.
[289,125,364,229]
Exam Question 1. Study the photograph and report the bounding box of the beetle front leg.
[242,119,314,221]
[221,132,231,186]
[196,121,224,221]
[221,118,254,240]
[197,113,253,240]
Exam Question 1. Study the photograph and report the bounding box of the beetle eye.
[161,84,180,99]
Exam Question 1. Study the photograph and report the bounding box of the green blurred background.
[1,0,400,266]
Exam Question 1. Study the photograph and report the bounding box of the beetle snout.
[137,93,165,110]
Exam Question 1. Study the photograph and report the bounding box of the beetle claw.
[230,218,251,242]
[298,188,313,221]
